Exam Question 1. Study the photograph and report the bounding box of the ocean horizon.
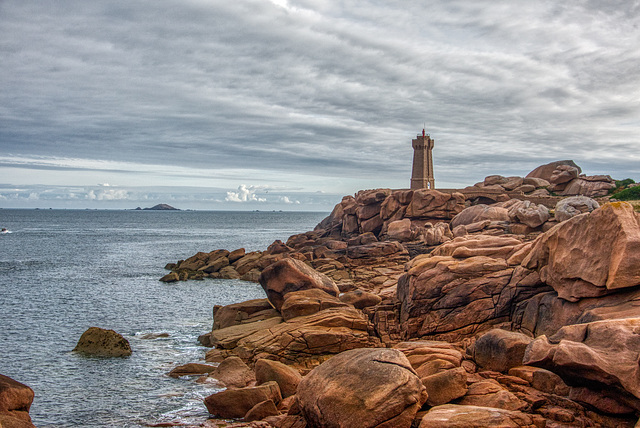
[0,209,327,427]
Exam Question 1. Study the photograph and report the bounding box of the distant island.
[134,204,180,211]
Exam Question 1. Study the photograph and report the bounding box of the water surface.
[0,209,327,427]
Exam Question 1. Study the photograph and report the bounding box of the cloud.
[86,189,130,201]
[279,196,300,204]
[0,1,639,210]
[225,185,268,203]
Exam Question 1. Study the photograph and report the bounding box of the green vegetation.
[609,178,636,195]
[612,186,640,201]
[616,178,636,188]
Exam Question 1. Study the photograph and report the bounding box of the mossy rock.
[73,327,132,357]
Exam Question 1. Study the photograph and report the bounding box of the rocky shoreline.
[5,160,634,427]
[154,160,640,427]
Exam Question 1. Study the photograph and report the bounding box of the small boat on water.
[1,228,9,234]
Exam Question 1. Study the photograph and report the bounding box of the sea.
[0,209,328,427]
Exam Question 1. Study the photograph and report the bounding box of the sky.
[1,1,639,210]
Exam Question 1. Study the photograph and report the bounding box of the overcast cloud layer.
[1,0,639,209]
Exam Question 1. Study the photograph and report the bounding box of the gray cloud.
[1,0,639,208]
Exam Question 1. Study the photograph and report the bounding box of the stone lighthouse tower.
[410,129,435,190]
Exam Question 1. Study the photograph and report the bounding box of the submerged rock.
[168,363,216,378]
[73,327,132,357]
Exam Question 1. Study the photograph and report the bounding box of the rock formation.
[296,348,427,428]
[73,327,132,357]
[258,258,340,311]
[0,374,36,428]
[522,202,640,301]
[160,160,640,427]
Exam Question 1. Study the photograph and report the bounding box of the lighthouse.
[410,129,435,190]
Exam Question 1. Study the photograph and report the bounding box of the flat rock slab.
[233,307,380,365]
[211,316,283,349]
[418,404,538,428]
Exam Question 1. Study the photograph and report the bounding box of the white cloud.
[1,0,639,210]
[279,195,300,204]
[86,189,130,201]
[225,185,267,203]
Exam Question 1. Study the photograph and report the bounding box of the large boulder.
[522,202,640,301]
[398,252,544,341]
[507,200,549,228]
[0,374,35,425]
[421,367,468,406]
[296,348,427,428]
[561,176,616,197]
[206,356,256,388]
[450,205,509,229]
[386,218,413,242]
[526,160,581,183]
[204,381,282,419]
[523,317,640,404]
[355,188,392,206]
[471,329,532,373]
[406,190,465,219]
[73,327,132,357]
[259,258,340,311]
[554,196,599,222]
[255,359,302,398]
[549,164,580,187]
[418,404,538,428]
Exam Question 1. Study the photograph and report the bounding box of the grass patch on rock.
[612,186,640,201]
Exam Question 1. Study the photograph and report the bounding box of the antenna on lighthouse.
[422,123,426,137]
